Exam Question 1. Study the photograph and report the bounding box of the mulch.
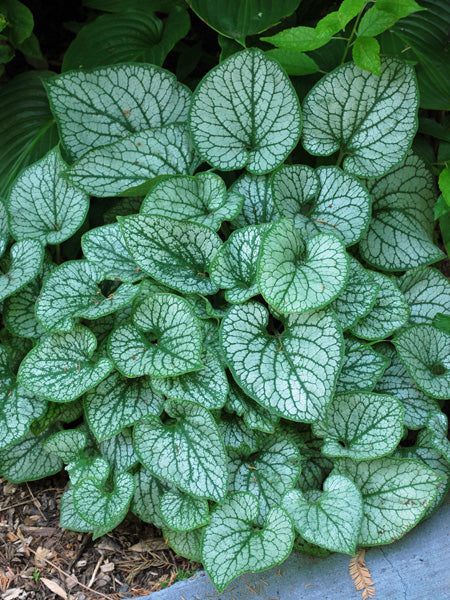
[0,475,199,600]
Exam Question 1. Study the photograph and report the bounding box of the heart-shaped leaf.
[140,173,244,231]
[331,256,379,331]
[100,429,139,476]
[336,336,389,394]
[272,166,371,246]
[282,474,363,554]
[159,489,209,532]
[230,173,279,228]
[164,526,203,562]
[227,380,279,434]
[45,63,191,160]
[82,224,142,283]
[219,413,261,453]
[120,214,222,294]
[374,343,439,430]
[108,293,203,378]
[399,267,450,324]
[73,472,135,528]
[18,325,113,402]
[84,371,164,442]
[220,302,343,422]
[7,148,89,245]
[189,48,301,174]
[318,392,404,459]
[395,324,450,399]
[67,456,110,487]
[64,124,198,197]
[258,219,349,313]
[131,467,170,528]
[302,57,418,177]
[43,429,86,463]
[60,489,94,533]
[0,239,44,302]
[351,272,409,340]
[201,492,294,593]
[334,457,443,545]
[134,400,228,502]
[210,224,269,304]
[228,434,301,524]
[359,153,444,271]
[36,260,140,332]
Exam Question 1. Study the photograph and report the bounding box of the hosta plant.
[1,48,449,594]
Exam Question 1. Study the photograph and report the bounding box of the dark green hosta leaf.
[351,273,409,340]
[359,153,444,271]
[43,429,86,463]
[140,173,244,231]
[258,219,349,314]
[374,344,439,430]
[399,267,450,325]
[45,63,191,161]
[36,260,140,332]
[334,457,443,546]
[202,492,294,593]
[227,381,279,434]
[100,429,139,476]
[210,224,269,304]
[331,257,379,331]
[302,58,418,178]
[18,325,113,403]
[427,412,450,463]
[120,215,221,294]
[84,371,164,442]
[164,526,203,562]
[132,467,170,528]
[159,490,209,532]
[64,124,198,197]
[282,474,363,554]
[228,434,301,525]
[336,336,389,394]
[0,430,63,483]
[230,173,279,228]
[82,224,142,283]
[134,400,228,502]
[220,302,343,422]
[108,293,202,378]
[0,239,43,302]
[7,148,89,245]
[317,392,403,460]
[395,325,450,399]
[73,472,135,528]
[189,48,301,174]
[272,166,371,246]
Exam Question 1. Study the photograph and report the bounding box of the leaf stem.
[341,6,366,64]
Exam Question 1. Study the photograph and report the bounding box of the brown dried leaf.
[349,549,376,599]
[40,578,68,600]
[34,545,55,566]
[129,538,169,552]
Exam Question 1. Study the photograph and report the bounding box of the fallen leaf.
[129,538,169,552]
[34,545,55,565]
[41,578,68,600]
[2,589,23,600]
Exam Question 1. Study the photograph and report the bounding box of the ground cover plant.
[0,0,449,596]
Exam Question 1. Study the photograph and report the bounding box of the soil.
[0,475,199,600]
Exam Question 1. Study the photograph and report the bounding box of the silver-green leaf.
[398,267,450,325]
[0,239,44,302]
[159,490,210,532]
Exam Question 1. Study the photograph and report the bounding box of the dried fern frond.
[349,548,376,599]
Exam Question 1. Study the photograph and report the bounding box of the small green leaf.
[134,400,228,502]
[359,153,444,271]
[159,490,209,532]
[334,457,443,545]
[73,471,135,528]
[399,267,450,325]
[220,302,343,422]
[84,371,164,442]
[67,456,110,487]
[18,325,113,403]
[36,260,140,332]
[82,224,142,283]
[318,392,403,459]
[351,273,409,340]
[7,148,89,245]
[395,324,450,399]
[120,215,222,294]
[64,124,198,197]
[258,219,349,314]
[45,63,191,161]
[282,474,363,554]
[438,166,450,205]
[108,293,203,378]
[201,492,294,593]
[261,26,332,53]
[189,48,301,174]
[357,7,397,37]
[302,58,419,177]
[352,36,381,76]
[264,49,320,76]
[336,336,389,394]
[230,173,279,228]
[140,173,244,231]
[0,239,43,302]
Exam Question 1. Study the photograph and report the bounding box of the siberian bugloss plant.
[0,48,449,593]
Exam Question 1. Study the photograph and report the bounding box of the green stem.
[336,148,345,167]
[341,6,366,64]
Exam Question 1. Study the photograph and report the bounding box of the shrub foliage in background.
[0,0,449,594]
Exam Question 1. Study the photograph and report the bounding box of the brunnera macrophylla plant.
[0,48,449,593]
